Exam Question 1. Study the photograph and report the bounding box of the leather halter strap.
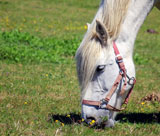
[82,42,136,112]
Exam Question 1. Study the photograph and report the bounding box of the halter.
[82,42,136,112]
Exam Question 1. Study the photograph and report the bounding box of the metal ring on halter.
[115,57,123,63]
[82,42,136,112]
[127,77,136,85]
[99,99,108,108]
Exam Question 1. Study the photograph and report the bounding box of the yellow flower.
[6,16,9,23]
[141,102,145,105]
[24,102,27,105]
[65,27,69,30]
[45,74,48,77]
[82,118,84,122]
[33,20,37,24]
[48,25,53,29]
[23,18,26,22]
[84,25,87,30]
[55,120,58,123]
[66,115,70,117]
[89,120,95,125]
[91,120,95,123]
[61,123,64,126]
[19,28,22,31]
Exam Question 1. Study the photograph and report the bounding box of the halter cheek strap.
[82,42,136,112]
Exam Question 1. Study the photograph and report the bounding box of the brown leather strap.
[106,104,125,112]
[82,42,136,112]
[118,61,126,71]
[82,100,101,107]
[105,73,123,101]
[82,100,126,112]
[123,79,136,104]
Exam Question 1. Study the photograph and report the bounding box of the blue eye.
[96,65,105,72]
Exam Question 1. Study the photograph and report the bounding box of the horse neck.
[111,0,155,117]
[115,0,155,58]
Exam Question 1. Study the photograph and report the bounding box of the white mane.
[75,0,131,97]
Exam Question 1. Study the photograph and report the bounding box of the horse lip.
[95,118,103,126]
[103,119,115,127]
[89,118,112,128]
[85,117,115,128]
[96,117,115,128]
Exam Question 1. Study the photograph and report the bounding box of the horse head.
[75,0,158,127]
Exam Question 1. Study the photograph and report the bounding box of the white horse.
[75,0,160,127]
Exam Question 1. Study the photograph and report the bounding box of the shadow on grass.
[48,112,160,125]
[116,112,160,123]
[48,113,82,124]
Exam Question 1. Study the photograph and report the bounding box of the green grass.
[0,30,80,63]
[0,0,98,38]
[0,0,160,135]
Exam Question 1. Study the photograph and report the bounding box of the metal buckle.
[116,56,123,63]
[99,99,108,108]
[127,77,135,85]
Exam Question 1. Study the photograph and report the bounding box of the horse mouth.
[86,117,115,128]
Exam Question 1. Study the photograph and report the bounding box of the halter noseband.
[82,42,136,112]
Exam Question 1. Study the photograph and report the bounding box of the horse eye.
[96,65,105,72]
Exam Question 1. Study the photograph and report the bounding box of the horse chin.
[103,119,115,128]
[96,117,115,128]
[88,117,115,128]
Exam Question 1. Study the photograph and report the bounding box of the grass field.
[0,0,160,135]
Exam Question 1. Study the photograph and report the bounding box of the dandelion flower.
[24,102,27,105]
[91,120,95,123]
[65,27,69,30]
[46,74,48,77]
[84,25,87,30]
[81,118,84,122]
[33,20,37,24]
[55,120,58,123]
[66,115,70,117]
[5,19,8,22]
[19,27,22,31]
[141,102,145,105]
[61,123,64,126]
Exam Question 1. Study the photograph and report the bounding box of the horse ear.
[95,20,108,44]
